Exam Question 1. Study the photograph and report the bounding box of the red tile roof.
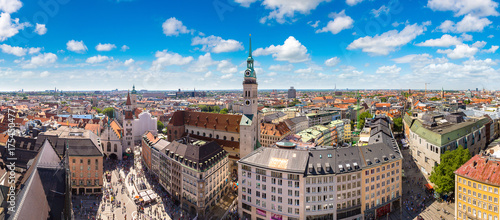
[455,154,500,186]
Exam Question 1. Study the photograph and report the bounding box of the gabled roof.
[455,154,500,186]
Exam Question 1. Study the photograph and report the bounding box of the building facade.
[455,151,500,220]
[404,112,490,175]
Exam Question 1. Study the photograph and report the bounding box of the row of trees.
[197,105,229,114]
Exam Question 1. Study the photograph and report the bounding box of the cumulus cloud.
[96,43,116,51]
[371,5,389,17]
[217,60,238,74]
[34,23,47,35]
[234,0,258,7]
[254,36,310,63]
[0,44,25,56]
[191,35,244,53]
[308,20,320,28]
[346,0,363,6]
[437,44,479,59]
[0,0,22,14]
[86,55,110,64]
[258,0,331,24]
[376,65,401,74]
[66,40,87,53]
[427,0,499,17]
[0,13,29,41]
[121,45,129,51]
[438,14,492,33]
[338,66,363,79]
[22,53,57,68]
[324,57,340,66]
[416,34,462,47]
[187,53,217,73]
[124,58,134,66]
[40,71,49,77]
[483,45,498,53]
[347,23,429,55]
[162,17,193,36]
[151,50,193,71]
[316,10,354,34]
[29,47,41,54]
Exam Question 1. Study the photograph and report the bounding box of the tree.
[464,99,471,105]
[157,120,164,132]
[429,146,471,194]
[380,97,387,103]
[393,117,403,132]
[92,107,102,113]
[220,108,229,114]
[357,111,372,129]
[102,107,115,119]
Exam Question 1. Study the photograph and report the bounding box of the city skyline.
[0,0,499,91]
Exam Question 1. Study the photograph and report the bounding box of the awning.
[425,183,433,190]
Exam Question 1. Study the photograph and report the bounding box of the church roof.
[168,111,243,133]
[126,92,131,105]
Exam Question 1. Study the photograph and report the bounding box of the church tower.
[240,35,260,159]
[131,85,138,109]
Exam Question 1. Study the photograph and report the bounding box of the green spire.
[249,34,252,58]
[131,85,137,94]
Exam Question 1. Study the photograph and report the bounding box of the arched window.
[114,144,118,152]
[231,137,234,141]
[107,142,111,152]
[191,130,194,134]
[197,131,200,135]
[216,135,219,139]
[223,136,227,140]
[174,130,177,135]
[203,133,206,137]
[209,134,213,138]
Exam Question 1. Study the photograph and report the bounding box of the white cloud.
[121,45,129,51]
[268,72,277,76]
[438,14,492,33]
[191,35,244,53]
[269,64,294,71]
[0,44,25,56]
[151,50,193,71]
[461,33,473,41]
[346,0,363,6]
[124,58,134,66]
[294,66,323,74]
[28,47,41,54]
[234,0,258,7]
[437,44,479,59]
[204,71,212,78]
[371,5,389,17]
[259,0,331,24]
[376,65,401,74]
[347,23,428,55]
[221,73,233,79]
[21,71,34,78]
[316,10,354,34]
[472,40,486,48]
[34,23,47,35]
[22,52,57,68]
[162,17,192,36]
[416,34,462,47]
[254,36,310,63]
[86,55,110,64]
[324,57,340,66]
[427,0,499,17]
[483,45,498,53]
[96,43,116,51]
[66,40,87,53]
[217,60,237,74]
[338,66,363,78]
[0,0,22,14]
[308,20,320,28]
[188,53,217,73]
[40,71,49,77]
[0,13,28,41]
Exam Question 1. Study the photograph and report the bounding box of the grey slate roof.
[239,147,309,173]
[36,127,103,157]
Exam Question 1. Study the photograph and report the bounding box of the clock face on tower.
[245,69,251,77]
[245,99,251,106]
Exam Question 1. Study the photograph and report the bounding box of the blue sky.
[0,0,499,91]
